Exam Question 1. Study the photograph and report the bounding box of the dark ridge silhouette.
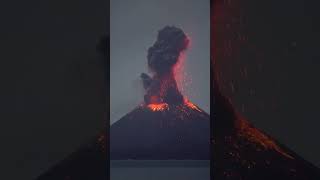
[36,132,107,180]
[36,37,109,180]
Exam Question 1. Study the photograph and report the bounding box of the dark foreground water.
[110,160,210,180]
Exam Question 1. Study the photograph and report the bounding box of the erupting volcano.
[110,26,210,160]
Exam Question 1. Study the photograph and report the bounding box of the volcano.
[110,99,210,160]
[36,27,210,179]
[110,26,210,160]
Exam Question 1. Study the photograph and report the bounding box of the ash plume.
[147,26,190,75]
[142,26,190,105]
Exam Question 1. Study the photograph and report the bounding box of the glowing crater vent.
[147,103,169,112]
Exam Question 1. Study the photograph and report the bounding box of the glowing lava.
[147,103,169,111]
[146,99,202,113]
[184,99,202,112]
[236,115,294,159]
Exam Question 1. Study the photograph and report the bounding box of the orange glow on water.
[147,103,169,111]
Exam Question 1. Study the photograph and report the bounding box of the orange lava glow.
[237,115,294,159]
[184,99,202,112]
[147,103,169,112]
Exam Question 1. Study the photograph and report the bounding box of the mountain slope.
[110,101,210,160]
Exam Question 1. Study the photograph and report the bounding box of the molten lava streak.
[184,99,202,112]
[236,115,294,159]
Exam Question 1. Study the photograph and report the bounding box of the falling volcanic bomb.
[110,26,210,160]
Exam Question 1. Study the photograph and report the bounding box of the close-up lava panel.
[212,0,320,179]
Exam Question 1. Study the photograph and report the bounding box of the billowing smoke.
[142,26,190,105]
[147,26,190,75]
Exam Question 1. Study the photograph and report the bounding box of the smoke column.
[141,26,190,105]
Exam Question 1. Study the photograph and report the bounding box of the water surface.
[110,160,210,180]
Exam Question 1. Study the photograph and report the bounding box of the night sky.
[213,0,320,167]
[0,0,108,179]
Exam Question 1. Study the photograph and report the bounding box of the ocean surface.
[110,160,210,180]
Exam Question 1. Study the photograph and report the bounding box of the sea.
[110,160,210,180]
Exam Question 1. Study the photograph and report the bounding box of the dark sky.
[0,0,108,179]
[213,0,320,167]
[110,0,210,124]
